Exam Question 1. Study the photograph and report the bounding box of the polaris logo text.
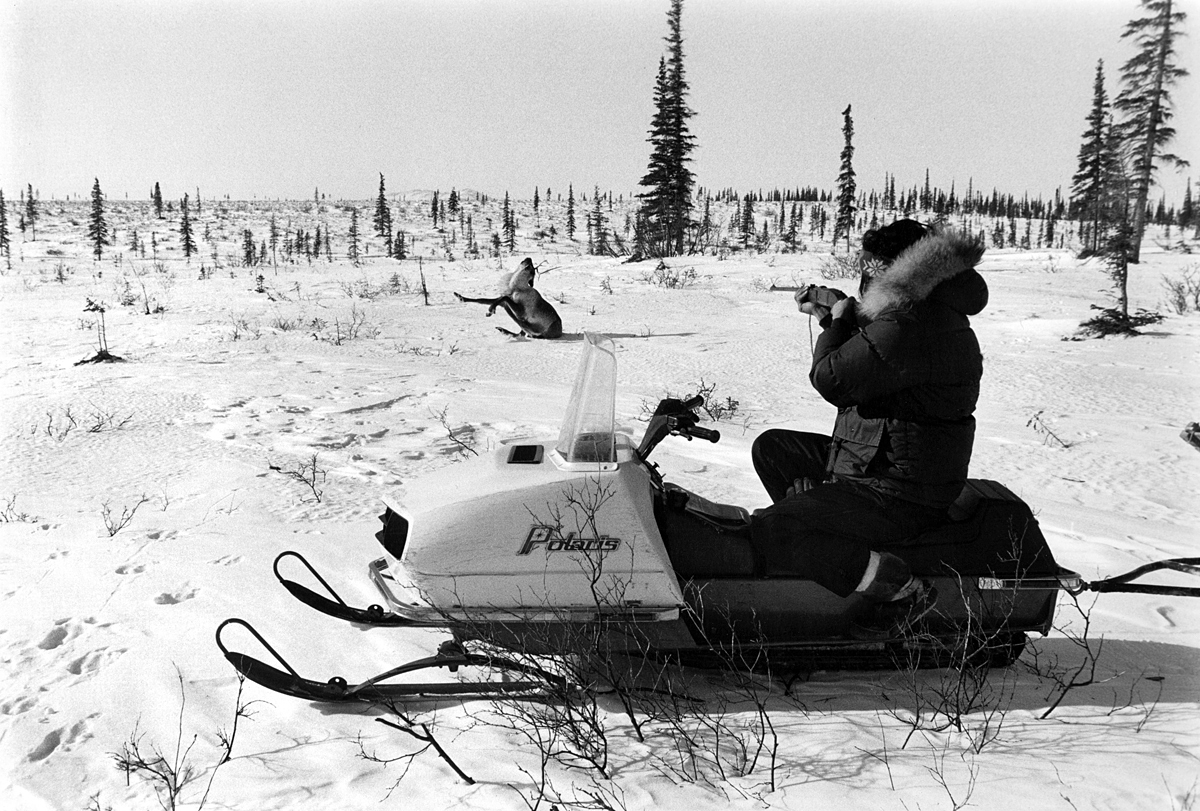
[518,525,621,555]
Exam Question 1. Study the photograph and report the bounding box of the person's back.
[811,227,987,508]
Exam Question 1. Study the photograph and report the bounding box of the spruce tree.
[373,173,393,239]
[1179,177,1194,230]
[566,184,576,238]
[242,229,257,266]
[501,192,516,251]
[636,0,696,257]
[269,214,280,265]
[1114,0,1189,262]
[348,208,361,264]
[0,189,9,257]
[832,104,858,252]
[740,194,754,248]
[179,194,196,259]
[591,188,607,255]
[88,178,109,260]
[24,184,38,241]
[1072,61,1122,254]
[153,182,164,218]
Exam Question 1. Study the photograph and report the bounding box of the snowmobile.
[217,333,1200,704]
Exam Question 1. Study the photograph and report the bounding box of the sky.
[1,0,1197,205]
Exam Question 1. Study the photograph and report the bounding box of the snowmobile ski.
[273,550,421,627]
[216,618,571,704]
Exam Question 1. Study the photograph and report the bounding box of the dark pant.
[749,429,946,597]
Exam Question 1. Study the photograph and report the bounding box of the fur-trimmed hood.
[859,228,987,320]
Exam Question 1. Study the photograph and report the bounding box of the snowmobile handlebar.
[635,396,720,460]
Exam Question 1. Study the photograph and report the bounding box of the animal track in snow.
[155,588,198,605]
[38,620,73,650]
[66,647,125,676]
[27,728,62,762]
[1,696,36,715]
[115,563,146,575]
[210,554,243,566]
[27,717,96,762]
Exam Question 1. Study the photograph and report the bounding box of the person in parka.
[749,219,988,634]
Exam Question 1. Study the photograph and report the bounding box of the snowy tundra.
[1,195,1197,810]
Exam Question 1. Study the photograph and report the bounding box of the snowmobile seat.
[658,479,1059,582]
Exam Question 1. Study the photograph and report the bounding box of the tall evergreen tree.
[88,178,109,260]
[502,192,516,251]
[0,189,9,257]
[591,187,607,255]
[373,173,392,239]
[832,104,858,251]
[739,194,754,247]
[566,184,576,238]
[179,194,196,259]
[1179,177,1194,230]
[348,208,361,264]
[153,182,164,218]
[269,214,280,266]
[1072,61,1123,254]
[242,229,257,266]
[636,0,696,257]
[1114,0,1189,262]
[24,184,38,241]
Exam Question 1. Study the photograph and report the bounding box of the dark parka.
[810,229,988,508]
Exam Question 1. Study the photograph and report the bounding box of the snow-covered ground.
[2,198,1198,810]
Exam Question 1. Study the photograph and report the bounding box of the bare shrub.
[272,454,325,503]
[101,493,151,536]
[639,261,697,288]
[314,303,380,345]
[430,406,479,456]
[227,313,261,341]
[1161,266,1200,314]
[640,379,740,423]
[818,252,860,280]
[112,669,255,811]
[1,494,37,523]
[1022,591,1105,719]
[1026,410,1072,449]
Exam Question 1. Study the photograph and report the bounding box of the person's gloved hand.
[830,296,857,322]
[795,285,846,321]
[784,477,820,498]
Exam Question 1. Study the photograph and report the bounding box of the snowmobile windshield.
[555,332,617,464]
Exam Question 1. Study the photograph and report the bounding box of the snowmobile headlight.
[375,508,409,559]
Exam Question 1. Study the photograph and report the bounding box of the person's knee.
[751,428,787,461]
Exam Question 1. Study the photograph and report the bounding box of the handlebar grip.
[689,426,720,443]
[680,395,704,411]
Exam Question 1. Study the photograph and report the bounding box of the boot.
[856,551,917,602]
[851,552,938,641]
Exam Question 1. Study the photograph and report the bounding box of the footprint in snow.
[210,554,243,566]
[27,728,62,762]
[38,620,74,650]
[66,647,125,676]
[29,716,99,761]
[115,563,146,575]
[1,696,37,715]
[155,588,197,605]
